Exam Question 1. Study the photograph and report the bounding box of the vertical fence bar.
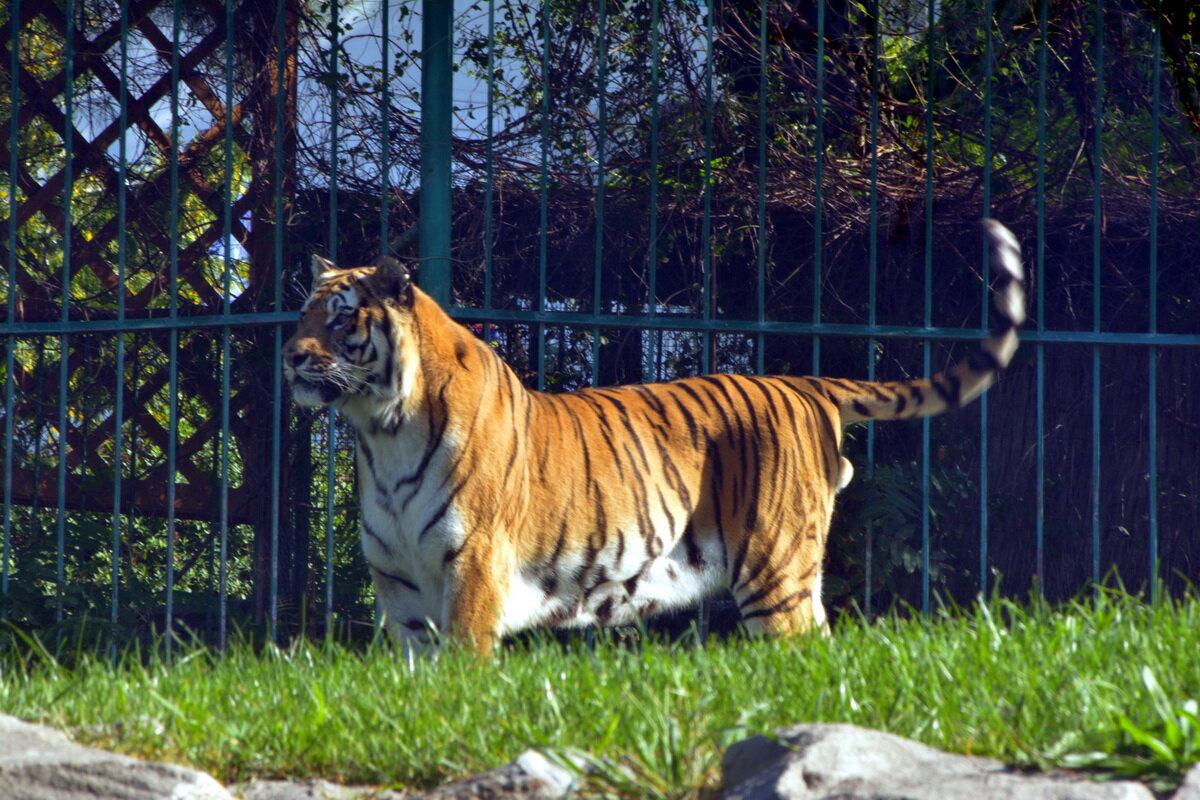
[324,0,342,638]
[484,0,495,313]
[1035,0,1048,599]
[1147,10,1161,603]
[645,0,660,380]
[864,0,880,617]
[268,0,291,643]
[372,0,391,633]
[591,0,606,386]
[536,2,550,391]
[218,0,236,650]
[379,0,391,248]
[2,0,20,620]
[110,0,131,658]
[701,0,714,373]
[978,0,994,597]
[754,2,766,376]
[1090,0,1104,594]
[164,0,184,649]
[920,0,936,613]
[419,0,453,307]
[56,0,76,626]
[811,0,825,375]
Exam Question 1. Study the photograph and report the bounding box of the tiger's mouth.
[289,375,344,407]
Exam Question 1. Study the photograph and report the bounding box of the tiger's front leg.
[370,567,442,656]
[443,543,511,656]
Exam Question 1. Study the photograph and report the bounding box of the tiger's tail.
[830,219,1025,425]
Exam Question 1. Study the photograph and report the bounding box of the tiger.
[282,220,1024,656]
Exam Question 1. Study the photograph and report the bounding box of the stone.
[230,751,574,800]
[0,713,234,800]
[232,778,404,799]
[1172,763,1200,800]
[411,750,577,800]
[719,723,1155,800]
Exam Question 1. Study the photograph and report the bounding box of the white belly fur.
[498,528,728,635]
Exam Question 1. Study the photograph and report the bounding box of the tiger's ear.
[310,254,337,293]
[372,255,413,307]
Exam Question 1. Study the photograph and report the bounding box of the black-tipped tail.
[832,219,1025,424]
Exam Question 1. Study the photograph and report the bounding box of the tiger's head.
[282,254,416,415]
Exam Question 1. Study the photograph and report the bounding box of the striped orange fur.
[282,220,1024,655]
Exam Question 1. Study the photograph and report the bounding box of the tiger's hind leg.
[733,564,830,637]
[730,507,835,638]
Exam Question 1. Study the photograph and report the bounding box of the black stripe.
[651,425,692,509]
[665,385,702,448]
[361,519,393,555]
[373,567,419,593]
[630,384,668,421]
[600,391,652,471]
[762,378,801,438]
[397,381,452,493]
[419,479,467,541]
[549,514,570,564]
[735,548,775,596]
[683,520,704,569]
[723,378,763,531]
[968,348,1002,373]
[797,389,840,455]
[503,380,522,477]
[596,596,615,624]
[824,377,859,392]
[628,459,655,549]
[737,573,785,611]
[585,566,612,598]
[585,395,627,481]
[932,377,956,407]
[656,484,676,534]
[358,436,393,509]
[593,482,608,546]
[743,376,784,429]
[566,402,595,490]
[740,589,811,621]
[730,535,750,589]
[944,373,963,407]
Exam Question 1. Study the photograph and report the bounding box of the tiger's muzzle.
[282,339,346,407]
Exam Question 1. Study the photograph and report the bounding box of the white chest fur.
[354,417,466,635]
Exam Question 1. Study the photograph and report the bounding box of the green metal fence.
[1,0,1197,648]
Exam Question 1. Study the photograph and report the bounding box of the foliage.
[826,451,979,610]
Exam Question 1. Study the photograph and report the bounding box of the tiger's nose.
[283,344,308,369]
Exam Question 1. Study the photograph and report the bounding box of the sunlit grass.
[2,590,1197,798]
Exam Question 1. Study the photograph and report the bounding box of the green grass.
[2,590,1198,798]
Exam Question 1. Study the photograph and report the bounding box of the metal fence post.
[419,0,453,308]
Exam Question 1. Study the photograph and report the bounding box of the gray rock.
[0,713,234,800]
[411,751,577,800]
[231,751,573,800]
[720,723,1155,800]
[1172,763,1200,800]
[232,778,404,799]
